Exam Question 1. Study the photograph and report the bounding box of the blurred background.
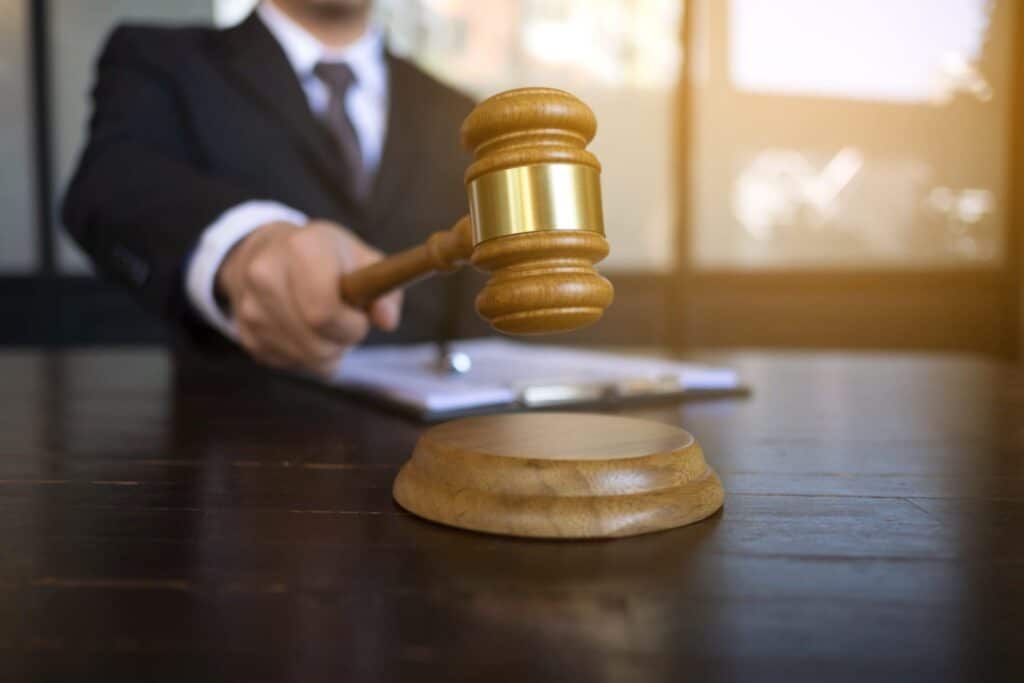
[1,0,1020,356]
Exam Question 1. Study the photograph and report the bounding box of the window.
[690,0,1011,269]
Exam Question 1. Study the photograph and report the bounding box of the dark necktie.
[313,61,370,201]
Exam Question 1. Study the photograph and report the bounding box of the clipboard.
[321,338,748,421]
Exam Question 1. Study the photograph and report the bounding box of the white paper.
[329,338,740,415]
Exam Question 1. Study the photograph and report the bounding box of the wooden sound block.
[393,412,724,539]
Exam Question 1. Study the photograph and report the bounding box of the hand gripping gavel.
[339,87,614,335]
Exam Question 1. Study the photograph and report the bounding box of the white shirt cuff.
[185,200,308,341]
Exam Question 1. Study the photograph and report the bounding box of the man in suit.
[63,0,477,375]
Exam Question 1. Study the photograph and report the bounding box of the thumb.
[369,289,403,332]
[342,231,402,331]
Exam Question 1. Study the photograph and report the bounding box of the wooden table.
[1,348,1021,682]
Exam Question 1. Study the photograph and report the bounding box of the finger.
[273,295,348,372]
[237,323,294,369]
[253,314,319,366]
[244,254,339,365]
[315,306,372,346]
[266,277,346,365]
[286,230,371,346]
[235,293,307,363]
[310,351,347,379]
[369,288,402,332]
[238,250,312,360]
[343,235,400,331]
[347,239,385,270]
[285,256,369,346]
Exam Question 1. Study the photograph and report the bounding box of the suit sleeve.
[62,26,257,321]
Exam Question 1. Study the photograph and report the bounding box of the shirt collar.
[257,0,386,94]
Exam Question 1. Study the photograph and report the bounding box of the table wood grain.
[1,348,1021,682]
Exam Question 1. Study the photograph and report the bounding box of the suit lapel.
[364,54,424,234]
[213,14,360,214]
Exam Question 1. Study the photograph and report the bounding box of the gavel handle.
[339,215,474,308]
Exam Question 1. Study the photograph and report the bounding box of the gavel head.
[460,88,614,335]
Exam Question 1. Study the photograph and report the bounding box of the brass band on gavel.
[467,163,605,244]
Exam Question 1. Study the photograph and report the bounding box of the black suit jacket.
[63,13,482,348]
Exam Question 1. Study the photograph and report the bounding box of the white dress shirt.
[185,0,389,340]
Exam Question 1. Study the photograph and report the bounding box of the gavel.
[338,87,614,335]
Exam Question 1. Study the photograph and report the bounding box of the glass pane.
[376,0,683,272]
[690,0,1013,269]
[0,0,37,274]
[51,0,214,274]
